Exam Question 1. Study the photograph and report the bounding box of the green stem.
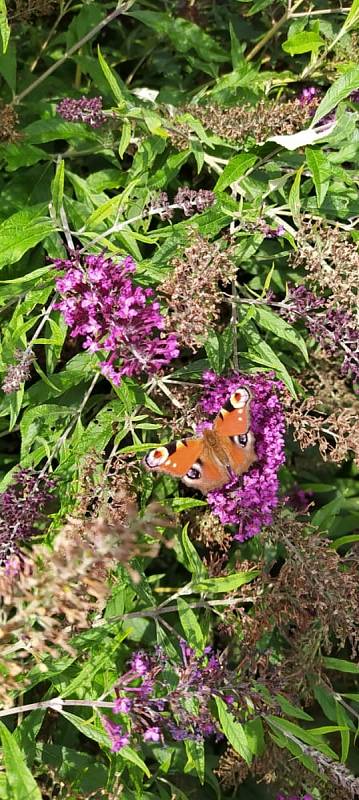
[14,1,135,105]
[300,26,349,80]
[38,372,100,478]
[246,0,306,62]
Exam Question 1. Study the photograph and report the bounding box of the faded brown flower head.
[166,119,192,150]
[172,97,318,146]
[236,515,359,699]
[186,508,233,576]
[160,233,236,349]
[216,746,250,789]
[285,383,359,465]
[195,509,231,551]
[0,104,20,143]
[217,739,357,799]
[291,221,359,310]
[0,462,174,705]
[8,0,59,22]
[1,348,35,394]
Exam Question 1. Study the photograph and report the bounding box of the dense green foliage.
[0,1,358,798]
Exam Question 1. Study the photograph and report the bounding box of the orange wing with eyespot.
[143,438,204,477]
[214,387,252,436]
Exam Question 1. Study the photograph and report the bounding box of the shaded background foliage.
[0,0,358,798]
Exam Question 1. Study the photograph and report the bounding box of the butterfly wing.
[183,443,231,494]
[213,387,252,436]
[213,386,257,476]
[143,438,204,479]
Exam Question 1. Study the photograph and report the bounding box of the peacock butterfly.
[143,387,256,495]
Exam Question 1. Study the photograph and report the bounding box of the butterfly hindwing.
[182,447,230,494]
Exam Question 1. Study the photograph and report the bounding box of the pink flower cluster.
[54,253,179,385]
[200,371,286,541]
[276,794,313,800]
[56,96,106,128]
[0,469,55,569]
[102,644,231,752]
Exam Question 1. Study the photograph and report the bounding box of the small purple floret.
[298,86,318,106]
[103,717,130,752]
[143,726,161,742]
[113,696,132,714]
[130,651,151,676]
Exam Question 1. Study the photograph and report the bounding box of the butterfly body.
[143,387,256,495]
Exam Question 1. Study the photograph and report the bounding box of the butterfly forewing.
[214,387,251,436]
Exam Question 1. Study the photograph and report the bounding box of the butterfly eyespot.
[186,466,201,480]
[234,433,248,446]
[230,387,250,409]
[144,446,169,468]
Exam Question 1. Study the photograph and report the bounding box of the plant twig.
[14,1,135,105]
[246,0,306,62]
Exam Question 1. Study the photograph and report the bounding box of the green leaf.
[0,206,53,270]
[204,327,233,372]
[244,718,265,756]
[119,119,132,159]
[242,323,297,396]
[335,701,350,762]
[51,159,65,217]
[331,533,359,549]
[97,46,127,108]
[312,495,344,530]
[59,711,152,778]
[311,66,359,125]
[177,597,205,653]
[267,716,338,758]
[191,570,259,594]
[120,746,152,777]
[214,153,257,192]
[323,657,359,674]
[282,31,325,55]
[274,694,313,721]
[129,10,227,64]
[0,40,16,92]
[229,21,244,68]
[305,147,331,207]
[24,118,97,144]
[0,0,10,53]
[214,697,252,764]
[343,0,359,30]
[253,306,308,361]
[184,739,205,784]
[178,524,207,579]
[288,165,304,225]
[0,721,42,800]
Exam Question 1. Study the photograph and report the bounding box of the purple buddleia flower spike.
[200,371,286,541]
[56,96,106,128]
[0,469,55,569]
[54,252,179,385]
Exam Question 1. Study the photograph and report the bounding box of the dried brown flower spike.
[160,233,236,349]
